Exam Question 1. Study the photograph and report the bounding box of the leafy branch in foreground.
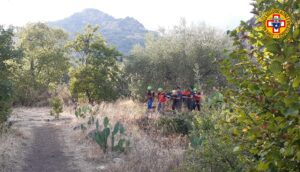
[221,0,300,171]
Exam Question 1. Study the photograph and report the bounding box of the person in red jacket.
[157,88,167,113]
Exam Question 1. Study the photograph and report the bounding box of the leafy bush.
[176,104,247,172]
[50,97,63,119]
[155,113,193,135]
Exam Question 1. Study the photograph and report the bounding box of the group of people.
[146,86,204,113]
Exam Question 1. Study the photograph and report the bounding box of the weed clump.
[50,97,63,119]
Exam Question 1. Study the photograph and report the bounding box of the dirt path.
[22,124,76,172]
[4,108,81,172]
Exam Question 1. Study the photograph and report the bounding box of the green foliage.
[74,105,98,131]
[208,90,224,108]
[50,97,63,119]
[125,20,230,99]
[111,121,127,152]
[0,76,12,124]
[68,25,121,103]
[221,0,300,171]
[0,26,19,123]
[94,117,110,153]
[92,117,129,153]
[9,23,69,105]
[74,105,92,118]
[155,113,193,135]
[177,104,247,172]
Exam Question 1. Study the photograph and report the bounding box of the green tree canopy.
[9,23,69,105]
[68,25,121,103]
[125,20,230,99]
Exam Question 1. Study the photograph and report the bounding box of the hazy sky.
[0,0,253,30]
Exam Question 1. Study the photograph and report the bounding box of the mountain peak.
[48,8,148,55]
[80,8,112,17]
[82,8,103,13]
[69,8,114,22]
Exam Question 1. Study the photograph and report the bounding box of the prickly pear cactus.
[93,118,110,153]
[93,117,130,153]
[74,105,91,118]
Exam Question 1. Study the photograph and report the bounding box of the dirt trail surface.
[22,124,76,172]
[3,108,81,172]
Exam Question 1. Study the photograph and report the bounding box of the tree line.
[0,20,228,120]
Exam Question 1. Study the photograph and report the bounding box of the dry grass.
[62,99,186,172]
[0,108,38,172]
[0,129,26,172]
[0,100,186,172]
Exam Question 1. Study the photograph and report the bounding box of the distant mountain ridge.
[48,8,148,55]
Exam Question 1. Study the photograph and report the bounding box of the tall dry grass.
[64,99,186,172]
[0,127,29,172]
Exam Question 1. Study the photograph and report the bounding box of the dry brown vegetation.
[62,99,186,172]
[0,128,28,172]
[0,108,38,172]
[0,100,186,172]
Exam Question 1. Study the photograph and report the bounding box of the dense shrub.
[155,113,194,135]
[176,103,247,172]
